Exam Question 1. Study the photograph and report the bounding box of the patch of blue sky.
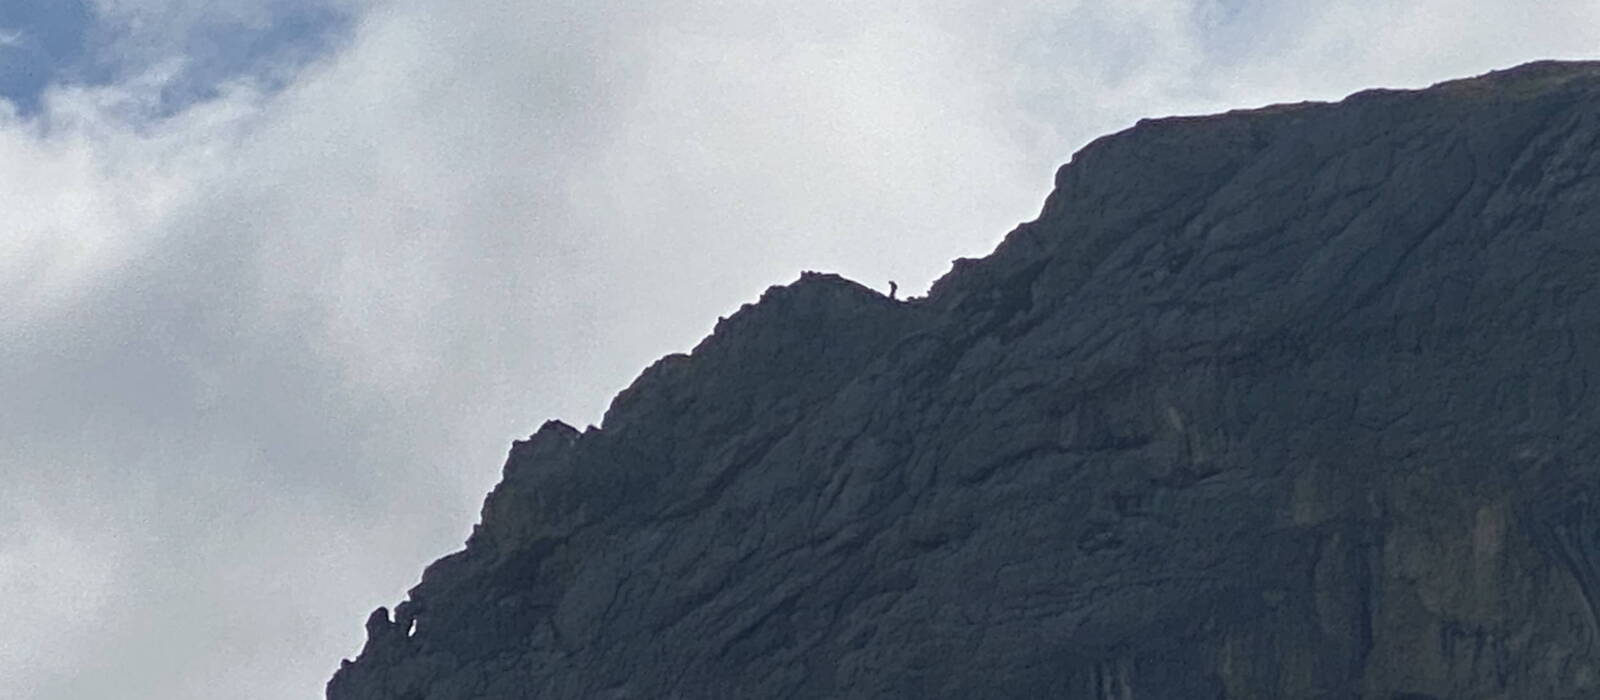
[0,0,352,120]
[0,0,93,115]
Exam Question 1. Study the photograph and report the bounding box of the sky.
[0,1,1595,698]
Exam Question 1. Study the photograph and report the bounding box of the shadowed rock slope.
[329,61,1600,699]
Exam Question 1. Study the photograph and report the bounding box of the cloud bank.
[2,1,1596,698]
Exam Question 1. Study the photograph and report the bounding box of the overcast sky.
[2,1,1596,698]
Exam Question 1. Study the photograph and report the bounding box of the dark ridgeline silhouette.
[330,61,1600,699]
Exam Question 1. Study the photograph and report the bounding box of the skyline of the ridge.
[3,1,1598,698]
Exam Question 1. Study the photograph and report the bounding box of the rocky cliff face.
[328,61,1600,699]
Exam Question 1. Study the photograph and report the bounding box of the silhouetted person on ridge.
[889,280,898,300]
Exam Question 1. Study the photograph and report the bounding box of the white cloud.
[0,500,123,697]
[1,1,1596,698]
[0,29,25,48]
[0,66,258,327]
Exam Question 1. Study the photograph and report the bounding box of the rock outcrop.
[329,61,1600,699]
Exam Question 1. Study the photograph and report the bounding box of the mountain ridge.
[330,60,1600,699]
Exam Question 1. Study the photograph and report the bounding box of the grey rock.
[329,61,1600,699]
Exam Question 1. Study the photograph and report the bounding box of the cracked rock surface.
[329,61,1600,699]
